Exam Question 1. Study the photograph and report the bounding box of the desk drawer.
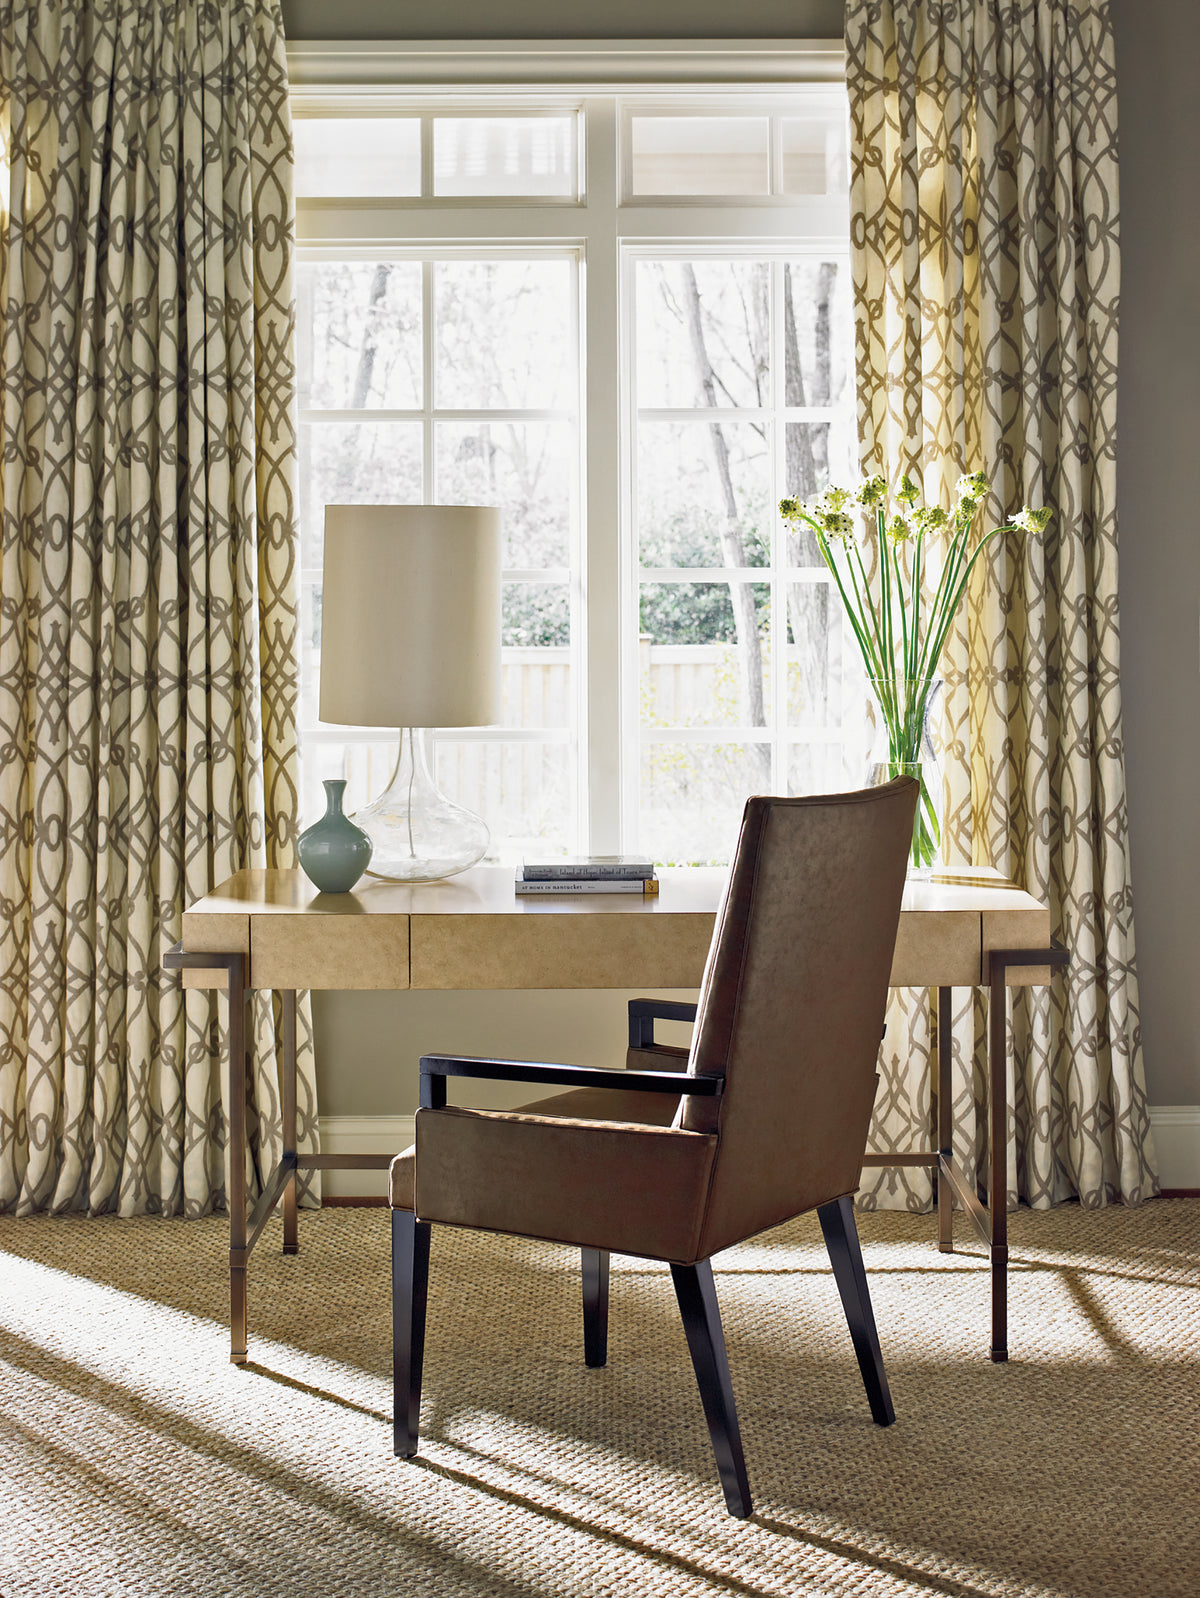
[890,912,979,987]
[412,913,712,990]
[251,915,410,990]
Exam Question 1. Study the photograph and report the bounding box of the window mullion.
[582,95,623,854]
[771,257,786,791]
[420,111,434,197]
[422,260,435,494]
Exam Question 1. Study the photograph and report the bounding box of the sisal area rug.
[0,1199,1196,1598]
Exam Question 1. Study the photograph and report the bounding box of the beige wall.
[287,0,1200,1117]
[313,987,697,1118]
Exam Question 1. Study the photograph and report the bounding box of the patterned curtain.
[0,0,320,1216]
[847,0,1158,1210]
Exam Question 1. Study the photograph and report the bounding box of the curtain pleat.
[847,0,1157,1210]
[0,0,319,1217]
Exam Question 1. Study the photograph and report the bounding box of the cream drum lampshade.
[319,505,502,881]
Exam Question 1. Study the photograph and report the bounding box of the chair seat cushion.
[389,1085,681,1211]
[418,1106,714,1263]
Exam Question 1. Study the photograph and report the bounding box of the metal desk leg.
[282,988,298,1256]
[163,943,399,1364]
[937,986,954,1253]
[988,957,1009,1361]
[984,939,1069,1362]
[227,957,249,1366]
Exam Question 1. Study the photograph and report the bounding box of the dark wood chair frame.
[393,997,895,1520]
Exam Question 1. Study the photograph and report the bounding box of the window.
[294,77,856,866]
[297,251,581,855]
[630,253,857,862]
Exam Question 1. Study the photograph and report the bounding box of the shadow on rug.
[1,1199,1196,1597]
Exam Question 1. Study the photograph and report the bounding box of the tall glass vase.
[866,678,942,877]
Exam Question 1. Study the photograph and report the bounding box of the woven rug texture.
[0,1200,1197,1598]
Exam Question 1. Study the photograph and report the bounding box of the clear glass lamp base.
[353,728,489,883]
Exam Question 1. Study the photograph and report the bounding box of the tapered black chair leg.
[581,1247,610,1368]
[670,1260,752,1518]
[392,1209,432,1457]
[817,1194,895,1426]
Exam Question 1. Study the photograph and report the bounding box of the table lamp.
[319,504,502,882]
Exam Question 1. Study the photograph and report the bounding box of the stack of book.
[515,855,659,896]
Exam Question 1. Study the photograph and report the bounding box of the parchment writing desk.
[165,864,1066,1365]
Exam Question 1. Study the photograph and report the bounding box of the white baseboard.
[316,1107,1200,1200]
[318,1115,414,1199]
[1148,1105,1200,1190]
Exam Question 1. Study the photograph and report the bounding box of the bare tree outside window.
[784,260,836,720]
[679,262,771,789]
[634,256,850,857]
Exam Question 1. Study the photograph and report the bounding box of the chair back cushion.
[679,779,917,1258]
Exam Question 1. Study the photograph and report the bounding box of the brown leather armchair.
[389,778,918,1518]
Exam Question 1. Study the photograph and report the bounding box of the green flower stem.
[909,537,922,681]
[838,539,888,681]
[813,526,883,680]
[912,533,963,684]
[890,535,910,683]
[849,540,890,677]
[876,507,894,676]
[913,524,971,686]
[874,741,940,868]
[914,778,940,866]
[915,521,1016,687]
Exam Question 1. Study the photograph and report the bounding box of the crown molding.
[286,38,845,90]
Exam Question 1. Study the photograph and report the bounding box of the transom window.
[625,105,846,198]
[293,110,580,199]
[293,85,857,865]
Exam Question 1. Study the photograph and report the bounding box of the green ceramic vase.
[297,779,373,893]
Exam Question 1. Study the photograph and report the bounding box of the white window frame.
[289,39,850,857]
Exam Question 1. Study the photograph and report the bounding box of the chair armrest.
[627,996,699,1049]
[418,1053,722,1110]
